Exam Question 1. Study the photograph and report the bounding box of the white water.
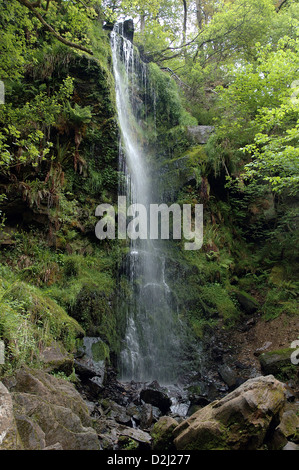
[111,24,180,384]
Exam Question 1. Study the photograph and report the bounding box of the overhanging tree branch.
[16,0,94,55]
[276,0,289,12]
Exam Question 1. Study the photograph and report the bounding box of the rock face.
[173,375,286,450]
[2,368,100,450]
[187,125,214,144]
[0,382,21,450]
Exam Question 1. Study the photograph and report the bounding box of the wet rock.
[104,400,132,426]
[139,403,153,429]
[140,387,172,414]
[174,375,286,450]
[117,425,152,450]
[123,19,134,42]
[218,364,238,389]
[86,376,105,399]
[151,416,178,451]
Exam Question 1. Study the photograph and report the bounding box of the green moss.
[0,268,84,374]
[117,436,139,450]
[199,283,240,323]
[91,340,110,363]
[262,288,299,320]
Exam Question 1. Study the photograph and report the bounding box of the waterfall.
[111,23,181,384]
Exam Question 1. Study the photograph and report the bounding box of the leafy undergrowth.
[0,265,84,375]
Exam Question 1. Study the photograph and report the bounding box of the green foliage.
[0,265,84,374]
[0,77,74,168]
[148,63,197,133]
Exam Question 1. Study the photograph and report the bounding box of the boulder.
[275,409,299,443]
[0,382,21,450]
[39,341,74,375]
[282,441,299,450]
[235,291,259,315]
[151,416,178,451]
[117,425,152,450]
[103,399,132,426]
[2,368,100,450]
[259,348,298,378]
[140,387,172,414]
[218,364,238,389]
[173,375,286,450]
[14,415,45,450]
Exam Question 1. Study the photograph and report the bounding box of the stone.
[282,441,299,450]
[105,401,132,426]
[259,348,298,377]
[140,388,172,414]
[0,382,21,450]
[3,367,91,426]
[39,341,74,375]
[15,415,45,450]
[173,375,286,450]
[118,425,152,449]
[43,442,63,450]
[151,416,178,451]
[218,364,238,389]
[3,368,100,450]
[235,291,258,315]
[276,410,299,442]
[187,126,214,144]
[122,19,134,42]
[139,403,153,429]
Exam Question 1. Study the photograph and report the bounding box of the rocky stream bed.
[0,331,298,451]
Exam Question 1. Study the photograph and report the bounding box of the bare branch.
[17,0,94,55]
[160,67,192,89]
[276,0,289,12]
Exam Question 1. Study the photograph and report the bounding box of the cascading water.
[111,23,181,384]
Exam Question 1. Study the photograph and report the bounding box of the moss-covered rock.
[2,368,100,450]
[173,375,286,450]
[234,290,259,315]
[70,286,119,355]
[259,348,299,380]
[151,416,178,451]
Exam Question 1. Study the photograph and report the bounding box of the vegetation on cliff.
[0,0,298,381]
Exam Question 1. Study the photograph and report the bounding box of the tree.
[15,0,104,55]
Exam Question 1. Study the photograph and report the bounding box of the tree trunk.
[195,0,203,30]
